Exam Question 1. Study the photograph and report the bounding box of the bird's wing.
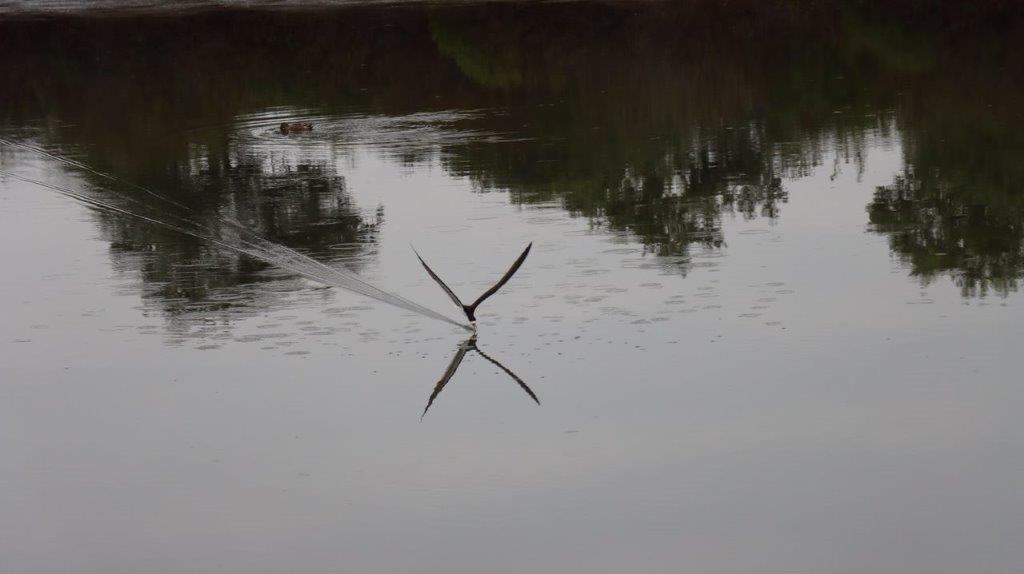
[412,246,465,311]
[474,345,540,405]
[421,338,472,419]
[468,242,532,311]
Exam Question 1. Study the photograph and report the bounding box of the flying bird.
[413,242,532,330]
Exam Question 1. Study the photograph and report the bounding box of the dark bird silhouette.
[413,242,532,330]
[422,334,539,419]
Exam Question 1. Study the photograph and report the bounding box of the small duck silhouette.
[280,122,313,134]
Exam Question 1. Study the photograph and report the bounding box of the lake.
[1,2,1023,573]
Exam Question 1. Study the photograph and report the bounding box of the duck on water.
[280,122,313,134]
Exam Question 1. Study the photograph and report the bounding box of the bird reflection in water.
[422,335,539,419]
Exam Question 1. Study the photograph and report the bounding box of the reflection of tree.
[866,20,1024,298]
[869,169,1024,298]
[429,13,523,89]
[87,155,381,321]
[0,1,862,277]
[1,0,1022,301]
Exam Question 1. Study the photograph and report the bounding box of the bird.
[421,334,539,419]
[280,122,313,134]
[413,242,532,331]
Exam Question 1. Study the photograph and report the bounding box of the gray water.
[1,3,1023,573]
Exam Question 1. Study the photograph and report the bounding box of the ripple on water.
[233,333,289,343]
[690,261,720,269]
[523,215,568,225]
[620,259,662,270]
[427,224,472,233]
[602,247,638,255]
[219,108,509,154]
[600,306,634,316]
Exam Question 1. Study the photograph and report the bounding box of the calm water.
[2,3,1023,573]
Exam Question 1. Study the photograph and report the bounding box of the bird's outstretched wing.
[474,345,540,405]
[421,338,473,419]
[412,246,465,311]
[468,242,532,312]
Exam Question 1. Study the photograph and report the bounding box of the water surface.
[2,3,1023,573]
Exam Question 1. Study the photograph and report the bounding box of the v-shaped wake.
[0,138,470,330]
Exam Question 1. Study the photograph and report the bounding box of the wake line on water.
[0,139,470,330]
